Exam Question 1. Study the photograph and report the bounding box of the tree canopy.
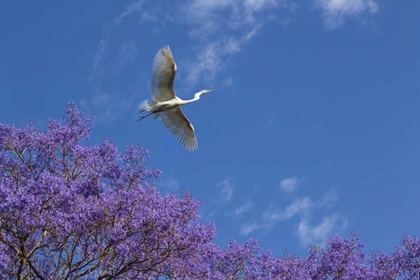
[0,104,419,279]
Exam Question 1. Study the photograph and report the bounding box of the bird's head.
[195,89,216,99]
[201,89,216,96]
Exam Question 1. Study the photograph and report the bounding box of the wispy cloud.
[265,111,277,127]
[297,214,347,246]
[262,192,338,223]
[184,0,285,30]
[223,77,233,87]
[258,191,344,244]
[113,0,145,25]
[140,10,158,23]
[81,84,138,122]
[233,200,253,216]
[240,222,260,236]
[86,0,381,124]
[280,177,298,192]
[90,39,107,79]
[86,6,144,123]
[263,196,311,222]
[315,0,379,30]
[183,29,260,86]
[182,0,297,86]
[316,190,338,208]
[218,176,234,203]
[117,41,138,70]
[159,175,180,193]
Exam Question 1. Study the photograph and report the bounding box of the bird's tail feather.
[139,99,157,113]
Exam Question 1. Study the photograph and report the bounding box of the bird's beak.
[207,89,216,93]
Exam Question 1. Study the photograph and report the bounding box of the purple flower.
[0,103,418,279]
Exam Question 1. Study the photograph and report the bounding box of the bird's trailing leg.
[137,110,161,121]
[137,112,153,121]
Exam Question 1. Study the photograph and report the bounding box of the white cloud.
[185,0,282,27]
[263,192,339,224]
[240,222,260,236]
[141,10,158,22]
[185,30,260,86]
[182,0,297,86]
[113,0,144,25]
[184,25,261,86]
[86,86,115,121]
[297,214,346,246]
[185,43,221,85]
[159,176,180,192]
[263,196,311,222]
[280,177,298,192]
[102,1,299,91]
[185,0,230,18]
[315,0,379,30]
[88,0,381,124]
[91,39,107,78]
[246,0,277,11]
[316,190,338,207]
[262,192,337,223]
[260,191,345,245]
[218,176,234,203]
[81,84,137,122]
[233,200,253,216]
[223,77,233,87]
[265,111,277,127]
[117,41,138,69]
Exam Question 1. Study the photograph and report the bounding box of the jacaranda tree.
[0,103,419,279]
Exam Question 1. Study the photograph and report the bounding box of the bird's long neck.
[179,91,205,105]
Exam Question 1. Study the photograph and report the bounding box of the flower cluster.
[0,104,419,279]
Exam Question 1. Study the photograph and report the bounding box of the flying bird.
[138,46,215,152]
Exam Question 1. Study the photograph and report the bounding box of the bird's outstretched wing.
[151,46,177,102]
[157,108,198,152]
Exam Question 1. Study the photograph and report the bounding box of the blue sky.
[1,0,419,257]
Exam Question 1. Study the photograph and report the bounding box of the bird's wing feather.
[151,46,177,102]
[157,108,198,152]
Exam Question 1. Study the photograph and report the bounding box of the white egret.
[138,46,215,152]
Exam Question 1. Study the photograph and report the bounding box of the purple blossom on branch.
[1,103,419,279]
